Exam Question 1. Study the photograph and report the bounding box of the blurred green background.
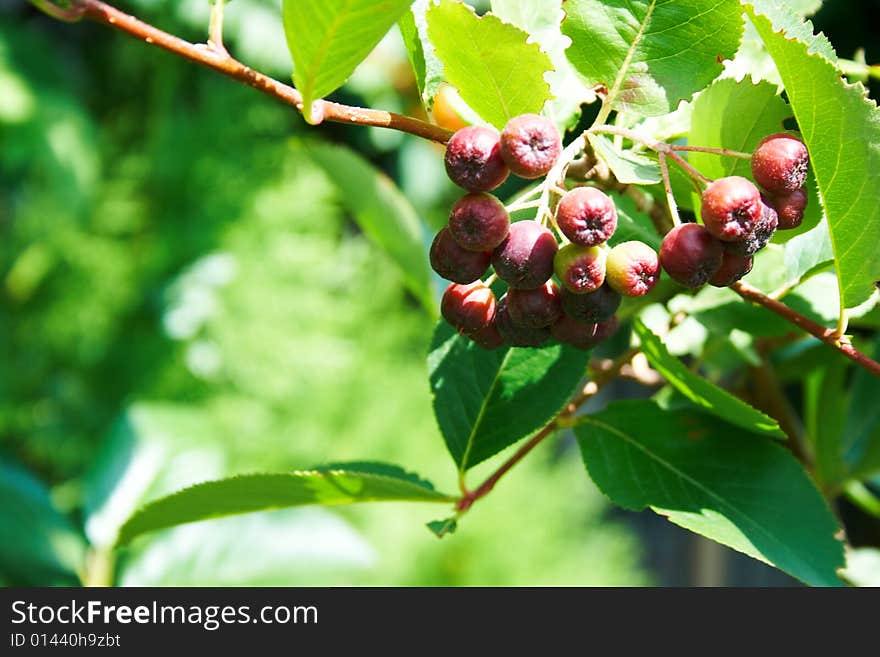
[0,0,648,586]
[2,0,877,587]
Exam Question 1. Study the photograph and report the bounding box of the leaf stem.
[208,0,228,56]
[54,0,453,144]
[658,153,682,227]
[731,281,880,378]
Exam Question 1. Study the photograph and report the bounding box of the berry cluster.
[661,133,810,288]
[433,115,661,351]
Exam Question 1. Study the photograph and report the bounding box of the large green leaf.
[0,458,85,585]
[576,400,846,586]
[428,321,590,471]
[490,0,596,129]
[117,464,455,546]
[307,142,434,315]
[282,0,413,122]
[562,0,743,117]
[746,3,880,309]
[426,0,553,129]
[633,319,785,438]
[843,338,880,480]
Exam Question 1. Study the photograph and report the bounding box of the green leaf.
[607,191,662,251]
[576,400,846,586]
[746,3,880,309]
[282,0,413,122]
[804,358,849,488]
[0,457,85,585]
[306,142,434,315]
[119,509,375,586]
[633,319,785,438]
[398,0,444,107]
[117,466,455,546]
[426,516,458,538]
[490,0,596,130]
[562,0,743,117]
[782,219,834,287]
[589,134,661,185]
[841,337,880,481]
[428,321,590,471]
[426,0,553,129]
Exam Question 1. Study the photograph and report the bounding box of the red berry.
[495,298,550,347]
[701,176,762,242]
[491,220,558,290]
[430,227,491,283]
[559,284,621,324]
[554,243,607,295]
[551,314,619,350]
[555,187,617,246]
[660,223,724,288]
[751,133,809,195]
[441,282,496,334]
[769,188,808,230]
[605,241,660,297]
[723,198,778,257]
[444,125,510,192]
[710,252,753,287]
[448,192,510,252]
[469,320,505,350]
[499,114,562,179]
[506,281,562,329]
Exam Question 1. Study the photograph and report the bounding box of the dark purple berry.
[659,223,724,288]
[769,188,808,230]
[469,320,505,350]
[495,298,550,347]
[723,198,777,256]
[441,282,496,334]
[444,125,510,192]
[506,281,562,329]
[555,187,617,246]
[491,220,558,290]
[551,314,620,350]
[559,284,621,324]
[710,252,754,287]
[605,241,660,297]
[701,176,762,242]
[448,192,510,252]
[554,243,606,295]
[751,133,809,195]
[430,227,491,283]
[499,113,562,179]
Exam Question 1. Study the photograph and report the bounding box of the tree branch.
[60,0,453,144]
[731,281,880,377]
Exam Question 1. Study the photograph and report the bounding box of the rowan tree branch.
[49,0,453,144]
[731,281,880,377]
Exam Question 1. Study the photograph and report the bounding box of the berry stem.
[731,281,880,378]
[658,153,682,227]
[47,0,454,144]
[454,348,638,513]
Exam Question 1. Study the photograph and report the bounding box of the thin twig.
[60,0,452,144]
[670,144,752,159]
[731,281,880,378]
[658,153,682,227]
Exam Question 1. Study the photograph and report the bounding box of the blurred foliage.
[0,5,646,585]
